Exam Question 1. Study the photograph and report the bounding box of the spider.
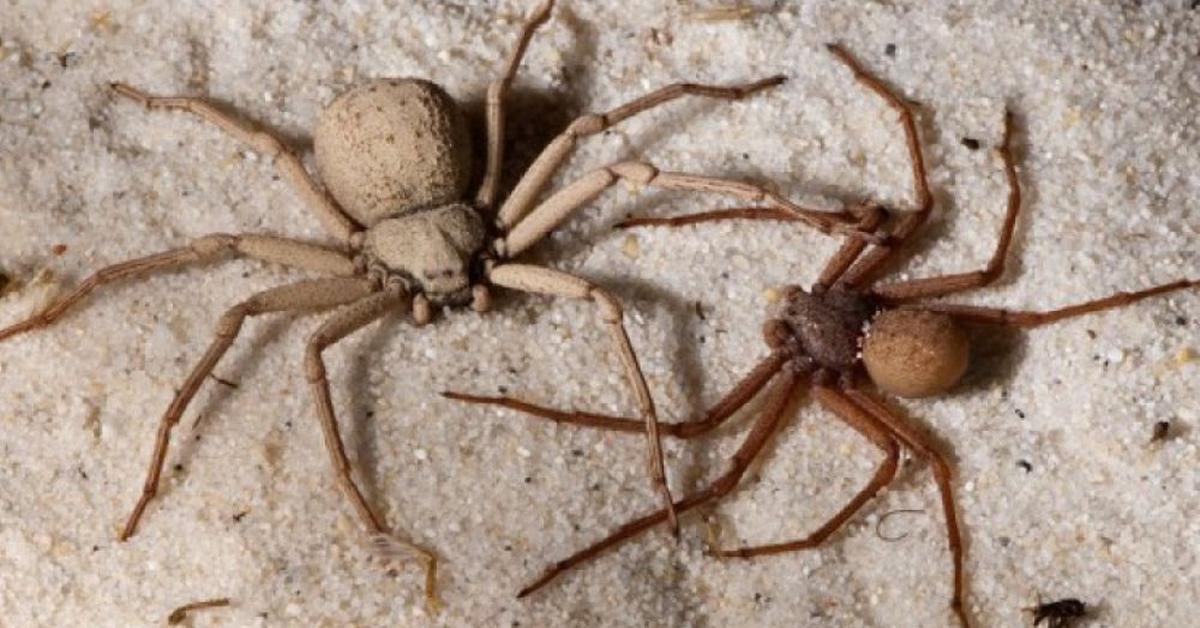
[446,44,1198,625]
[0,0,869,610]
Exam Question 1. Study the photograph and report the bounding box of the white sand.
[1,1,1197,626]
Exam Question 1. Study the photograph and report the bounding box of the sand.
[1,1,1197,626]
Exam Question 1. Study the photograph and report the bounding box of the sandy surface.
[1,1,1197,627]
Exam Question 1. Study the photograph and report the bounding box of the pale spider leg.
[121,277,375,541]
[517,369,800,598]
[843,388,968,628]
[494,76,787,230]
[872,110,1021,301]
[0,234,356,343]
[442,351,787,439]
[710,384,899,559]
[910,279,1199,327]
[476,0,555,210]
[111,84,362,243]
[827,43,935,289]
[303,287,442,613]
[487,262,680,534]
[498,160,860,259]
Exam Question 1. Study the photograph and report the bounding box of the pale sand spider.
[0,1,869,609]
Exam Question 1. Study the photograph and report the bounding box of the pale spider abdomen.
[314,78,472,226]
[862,309,970,398]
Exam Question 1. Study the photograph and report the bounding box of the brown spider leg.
[910,279,1199,327]
[872,110,1021,301]
[442,351,787,439]
[615,206,837,230]
[121,277,375,540]
[476,0,555,210]
[303,287,441,612]
[616,206,802,228]
[612,202,888,283]
[111,84,362,243]
[813,203,889,290]
[487,263,680,536]
[494,76,788,230]
[0,234,356,343]
[709,384,899,559]
[826,43,935,290]
[517,369,801,598]
[843,388,968,628]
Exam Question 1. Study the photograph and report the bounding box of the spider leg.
[442,351,786,439]
[813,203,889,289]
[614,202,888,288]
[494,76,787,230]
[476,0,555,210]
[303,287,441,613]
[872,110,1022,301]
[121,277,375,540]
[111,84,362,242]
[497,160,861,259]
[709,384,900,559]
[487,262,681,535]
[615,206,837,229]
[827,44,934,290]
[517,370,800,598]
[842,388,968,628]
[0,234,356,343]
[911,279,1198,327]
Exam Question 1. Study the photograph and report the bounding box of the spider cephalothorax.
[765,285,879,377]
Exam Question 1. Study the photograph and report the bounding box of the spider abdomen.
[314,79,473,226]
[862,309,970,398]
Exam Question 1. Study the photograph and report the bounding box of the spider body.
[1,0,869,612]
[766,284,969,398]
[314,78,489,311]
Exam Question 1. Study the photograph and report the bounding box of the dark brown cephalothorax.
[0,0,875,613]
[767,285,878,376]
[446,43,1196,627]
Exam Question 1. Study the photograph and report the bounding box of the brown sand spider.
[447,44,1198,625]
[0,1,872,610]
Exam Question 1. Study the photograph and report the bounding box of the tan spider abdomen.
[862,309,969,398]
[314,79,472,226]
